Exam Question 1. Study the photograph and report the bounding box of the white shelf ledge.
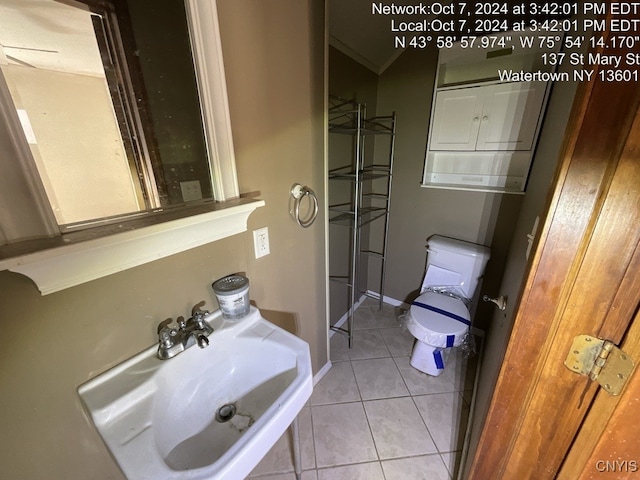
[420,182,526,195]
[0,199,264,295]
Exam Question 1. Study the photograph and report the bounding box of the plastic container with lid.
[212,274,250,320]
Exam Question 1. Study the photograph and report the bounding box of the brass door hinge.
[564,335,635,396]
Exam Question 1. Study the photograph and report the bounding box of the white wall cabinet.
[429,88,484,151]
[423,81,550,193]
[430,82,547,152]
[423,28,558,193]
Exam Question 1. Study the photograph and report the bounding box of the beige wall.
[327,44,524,328]
[217,0,327,367]
[368,47,523,327]
[0,1,326,478]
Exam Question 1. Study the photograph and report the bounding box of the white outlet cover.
[253,227,270,258]
[180,180,203,202]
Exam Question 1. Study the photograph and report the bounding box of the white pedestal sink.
[78,307,313,479]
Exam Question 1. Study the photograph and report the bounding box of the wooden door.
[558,307,640,479]
[467,28,640,480]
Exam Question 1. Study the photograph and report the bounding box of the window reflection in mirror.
[0,0,213,228]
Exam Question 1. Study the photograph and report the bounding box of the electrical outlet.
[253,227,270,258]
[180,180,203,202]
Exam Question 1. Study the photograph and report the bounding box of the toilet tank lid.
[427,235,491,259]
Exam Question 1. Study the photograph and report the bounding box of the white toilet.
[405,235,490,376]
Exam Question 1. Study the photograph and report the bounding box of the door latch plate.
[564,335,634,396]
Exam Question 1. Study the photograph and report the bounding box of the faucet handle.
[157,318,173,334]
[191,300,208,316]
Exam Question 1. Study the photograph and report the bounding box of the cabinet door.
[429,88,484,151]
[476,82,547,151]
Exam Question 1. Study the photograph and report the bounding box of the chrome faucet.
[157,302,214,359]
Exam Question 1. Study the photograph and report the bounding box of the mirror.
[0,0,214,228]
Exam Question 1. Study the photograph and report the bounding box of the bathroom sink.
[78,307,313,479]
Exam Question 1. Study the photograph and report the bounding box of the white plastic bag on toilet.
[398,309,410,332]
[459,331,476,359]
[422,285,471,308]
[398,308,467,348]
[426,286,476,357]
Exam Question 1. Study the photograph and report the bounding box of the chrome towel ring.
[290,183,318,228]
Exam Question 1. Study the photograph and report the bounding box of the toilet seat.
[407,291,470,348]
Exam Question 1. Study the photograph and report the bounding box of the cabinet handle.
[482,115,489,121]
[473,116,480,123]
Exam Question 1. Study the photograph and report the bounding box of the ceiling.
[327,1,555,75]
[328,0,422,74]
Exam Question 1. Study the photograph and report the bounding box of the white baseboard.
[328,294,367,337]
[313,361,332,386]
[364,290,410,309]
[329,291,411,339]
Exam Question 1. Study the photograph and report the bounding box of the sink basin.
[78,307,313,479]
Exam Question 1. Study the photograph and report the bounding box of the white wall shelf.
[0,199,264,295]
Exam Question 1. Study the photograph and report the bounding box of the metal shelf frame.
[328,95,396,347]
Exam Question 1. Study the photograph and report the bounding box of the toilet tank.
[422,235,491,298]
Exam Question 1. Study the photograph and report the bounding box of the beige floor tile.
[310,361,360,405]
[311,402,377,468]
[364,397,437,459]
[299,408,316,470]
[319,302,475,478]
[379,327,415,357]
[413,392,470,453]
[352,306,377,330]
[316,462,385,480]
[354,306,402,330]
[330,328,391,361]
[381,454,452,480]
[352,357,409,400]
[329,332,349,362]
[249,407,315,476]
[445,349,478,392]
[359,297,381,308]
[394,356,457,395]
[248,471,317,480]
[248,473,295,480]
[347,329,391,360]
[373,304,404,328]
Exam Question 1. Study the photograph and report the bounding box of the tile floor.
[247,298,478,480]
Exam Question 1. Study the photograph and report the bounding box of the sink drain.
[215,404,237,423]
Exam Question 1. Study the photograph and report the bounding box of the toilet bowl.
[406,291,470,375]
[405,236,490,376]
